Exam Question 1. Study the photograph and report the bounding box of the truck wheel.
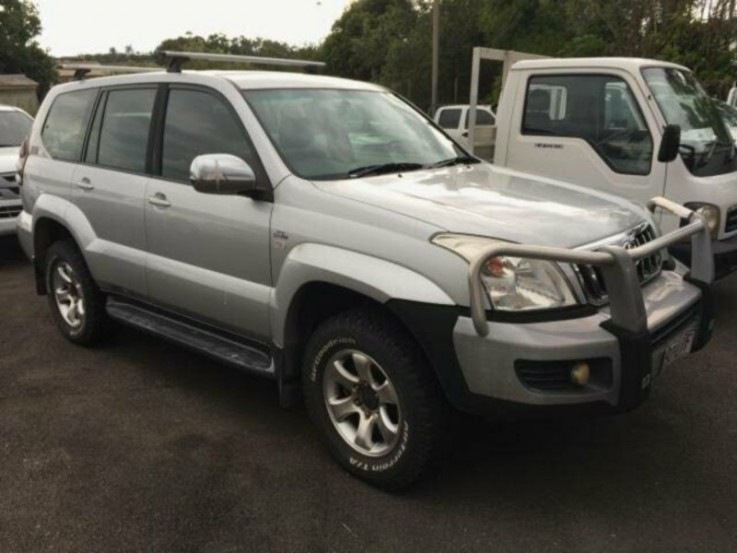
[45,240,111,346]
[302,308,448,490]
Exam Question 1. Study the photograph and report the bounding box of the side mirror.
[190,154,258,195]
[658,124,681,162]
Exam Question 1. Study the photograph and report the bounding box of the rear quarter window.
[41,89,97,162]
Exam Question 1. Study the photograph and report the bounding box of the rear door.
[505,72,666,206]
[144,85,273,338]
[72,86,157,296]
[31,88,98,204]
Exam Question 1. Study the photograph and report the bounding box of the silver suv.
[0,104,33,236]
[17,57,715,489]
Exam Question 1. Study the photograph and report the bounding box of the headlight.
[432,234,578,311]
[685,202,720,237]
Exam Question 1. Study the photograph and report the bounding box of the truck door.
[505,72,666,207]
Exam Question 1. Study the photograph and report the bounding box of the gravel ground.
[0,235,735,552]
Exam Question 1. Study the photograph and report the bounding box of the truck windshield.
[242,89,464,180]
[0,111,32,147]
[642,67,734,175]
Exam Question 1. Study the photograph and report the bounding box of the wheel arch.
[31,196,97,295]
[273,244,456,405]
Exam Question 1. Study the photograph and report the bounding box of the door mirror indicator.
[190,154,259,196]
[658,124,681,162]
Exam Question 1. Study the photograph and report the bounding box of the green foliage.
[25,0,737,109]
[320,0,737,110]
[0,0,57,99]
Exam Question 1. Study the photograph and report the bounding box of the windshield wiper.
[348,162,424,178]
[696,140,735,167]
[427,155,480,169]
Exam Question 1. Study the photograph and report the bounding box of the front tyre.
[302,308,448,490]
[45,240,111,346]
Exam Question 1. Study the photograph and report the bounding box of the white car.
[0,105,33,236]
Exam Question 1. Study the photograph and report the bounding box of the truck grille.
[575,224,662,306]
[0,205,21,219]
[726,205,737,234]
[0,173,19,196]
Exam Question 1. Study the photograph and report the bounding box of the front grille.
[0,205,21,219]
[575,224,662,306]
[726,205,737,234]
[0,173,15,183]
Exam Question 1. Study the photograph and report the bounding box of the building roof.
[0,74,39,89]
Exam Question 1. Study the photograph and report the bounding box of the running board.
[106,298,274,376]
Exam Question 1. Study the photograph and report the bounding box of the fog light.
[570,362,590,386]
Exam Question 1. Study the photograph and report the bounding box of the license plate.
[663,325,696,368]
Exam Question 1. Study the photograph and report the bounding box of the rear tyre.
[302,308,449,490]
[45,240,112,346]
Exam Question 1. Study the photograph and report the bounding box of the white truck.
[465,57,737,278]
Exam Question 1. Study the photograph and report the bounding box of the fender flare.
[32,194,97,252]
[270,243,454,347]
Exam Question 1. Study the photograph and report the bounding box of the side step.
[106,297,274,376]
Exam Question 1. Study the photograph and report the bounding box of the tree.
[321,0,418,82]
[0,0,57,99]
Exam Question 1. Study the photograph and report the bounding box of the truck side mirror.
[658,124,681,162]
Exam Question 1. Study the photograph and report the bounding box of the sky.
[34,0,355,57]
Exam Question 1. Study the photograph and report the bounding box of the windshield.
[0,110,33,147]
[713,99,737,142]
[642,67,732,153]
[242,89,464,180]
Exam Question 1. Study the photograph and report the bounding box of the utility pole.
[431,0,439,115]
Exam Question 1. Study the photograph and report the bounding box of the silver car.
[0,104,32,236]
[16,65,715,489]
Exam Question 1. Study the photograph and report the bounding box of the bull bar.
[468,197,715,337]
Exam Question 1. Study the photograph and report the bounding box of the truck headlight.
[685,202,720,237]
[432,234,577,311]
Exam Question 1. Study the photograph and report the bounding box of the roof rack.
[59,64,161,81]
[163,50,326,73]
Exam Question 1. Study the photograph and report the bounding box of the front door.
[506,71,667,208]
[144,85,273,339]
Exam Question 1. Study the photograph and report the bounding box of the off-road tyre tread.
[45,239,112,346]
[302,307,450,490]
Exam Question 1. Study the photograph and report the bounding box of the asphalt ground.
[0,234,735,553]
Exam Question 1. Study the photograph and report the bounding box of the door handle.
[75,177,94,191]
[148,192,171,208]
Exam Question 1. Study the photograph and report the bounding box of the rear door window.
[464,109,495,128]
[42,89,97,162]
[90,88,156,173]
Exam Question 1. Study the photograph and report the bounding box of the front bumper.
[16,209,33,258]
[0,200,21,236]
[451,270,712,416]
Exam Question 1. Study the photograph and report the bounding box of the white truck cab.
[493,57,737,277]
